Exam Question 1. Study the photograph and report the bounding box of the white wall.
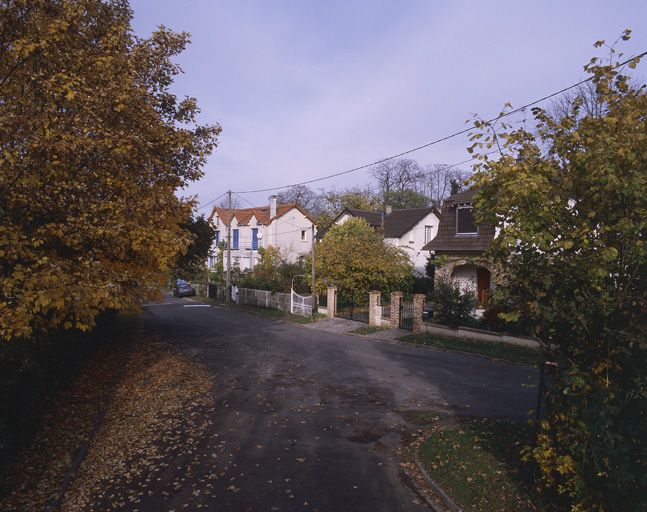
[451,263,478,293]
[210,208,315,271]
[269,208,314,263]
[386,211,439,276]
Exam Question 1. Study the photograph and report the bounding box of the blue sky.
[129,0,647,208]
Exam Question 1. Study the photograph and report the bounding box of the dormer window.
[456,205,478,235]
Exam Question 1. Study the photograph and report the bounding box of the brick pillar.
[327,286,337,319]
[369,291,381,326]
[390,292,403,329]
[412,293,426,333]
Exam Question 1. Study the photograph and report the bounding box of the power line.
[224,50,645,195]
[197,191,227,211]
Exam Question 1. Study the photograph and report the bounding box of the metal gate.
[335,292,369,323]
[399,298,414,330]
[290,289,313,317]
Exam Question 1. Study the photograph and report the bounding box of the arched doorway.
[450,264,492,307]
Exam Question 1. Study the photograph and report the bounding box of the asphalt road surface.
[139,296,537,511]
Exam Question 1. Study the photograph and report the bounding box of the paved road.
[140,296,537,511]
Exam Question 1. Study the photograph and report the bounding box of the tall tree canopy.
[174,214,216,279]
[0,0,220,340]
[470,35,645,510]
[314,218,412,299]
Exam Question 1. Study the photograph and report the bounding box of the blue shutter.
[232,229,239,249]
[252,228,258,250]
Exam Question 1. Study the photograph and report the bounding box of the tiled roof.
[337,207,439,238]
[209,203,315,226]
[423,189,494,253]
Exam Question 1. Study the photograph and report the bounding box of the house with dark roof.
[330,206,440,275]
[209,196,317,271]
[422,189,495,306]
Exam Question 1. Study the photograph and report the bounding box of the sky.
[128,0,647,209]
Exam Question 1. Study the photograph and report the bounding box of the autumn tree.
[315,217,412,299]
[470,34,646,510]
[0,0,220,340]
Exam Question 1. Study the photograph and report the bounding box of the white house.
[331,206,440,275]
[208,196,317,271]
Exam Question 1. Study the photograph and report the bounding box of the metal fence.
[399,298,414,330]
[380,294,391,320]
[335,292,369,323]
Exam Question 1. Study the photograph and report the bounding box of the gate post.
[390,291,403,329]
[369,291,381,326]
[327,286,337,319]
[412,293,426,333]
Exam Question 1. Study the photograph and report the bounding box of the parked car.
[172,279,196,298]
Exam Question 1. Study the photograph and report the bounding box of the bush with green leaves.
[470,34,646,511]
[430,276,476,327]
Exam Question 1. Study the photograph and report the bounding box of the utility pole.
[311,224,316,318]
[225,190,232,302]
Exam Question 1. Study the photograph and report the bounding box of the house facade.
[423,189,495,306]
[332,206,440,275]
[209,196,316,271]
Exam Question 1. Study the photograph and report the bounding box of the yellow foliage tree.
[0,0,220,340]
[315,217,412,300]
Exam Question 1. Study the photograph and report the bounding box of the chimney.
[269,195,277,219]
[385,205,392,215]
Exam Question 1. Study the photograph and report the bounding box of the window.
[456,206,478,234]
[425,225,434,243]
[301,229,307,241]
[215,230,220,245]
[232,229,239,249]
[252,228,258,250]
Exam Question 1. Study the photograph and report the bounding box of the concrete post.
[412,293,426,333]
[390,292,403,329]
[369,291,381,326]
[326,286,337,319]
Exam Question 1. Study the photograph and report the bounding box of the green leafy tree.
[0,0,220,340]
[174,214,216,279]
[469,33,646,511]
[315,217,412,300]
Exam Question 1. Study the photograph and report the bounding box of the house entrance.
[476,268,491,306]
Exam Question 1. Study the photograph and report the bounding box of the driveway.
[124,295,537,511]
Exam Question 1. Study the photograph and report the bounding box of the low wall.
[420,322,540,348]
[237,287,291,312]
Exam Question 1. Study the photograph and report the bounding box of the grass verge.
[398,333,540,365]
[350,325,387,335]
[417,417,549,512]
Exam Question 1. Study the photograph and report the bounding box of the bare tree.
[275,184,321,213]
[370,158,426,208]
[418,164,470,208]
[547,80,606,121]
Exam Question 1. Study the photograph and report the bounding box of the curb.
[414,456,463,512]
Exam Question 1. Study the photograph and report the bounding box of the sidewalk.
[305,317,410,341]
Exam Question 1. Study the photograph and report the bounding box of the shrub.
[430,277,476,327]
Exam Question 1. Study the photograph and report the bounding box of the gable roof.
[423,189,494,253]
[333,207,440,239]
[209,202,316,226]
